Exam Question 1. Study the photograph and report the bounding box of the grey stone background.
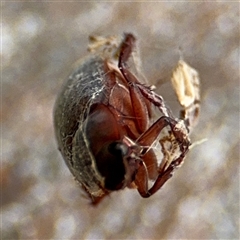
[2,2,239,239]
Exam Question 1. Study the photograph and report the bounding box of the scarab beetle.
[54,33,200,204]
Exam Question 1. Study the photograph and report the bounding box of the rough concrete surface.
[2,2,239,239]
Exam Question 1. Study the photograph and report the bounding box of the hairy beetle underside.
[54,33,200,204]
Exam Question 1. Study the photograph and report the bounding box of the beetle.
[53,33,200,204]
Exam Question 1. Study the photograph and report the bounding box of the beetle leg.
[129,84,150,132]
[117,33,150,132]
[137,116,189,152]
[120,67,173,118]
[136,83,176,118]
[136,160,179,198]
[136,146,188,198]
[118,33,144,87]
[118,33,136,74]
[118,34,174,118]
[134,116,190,197]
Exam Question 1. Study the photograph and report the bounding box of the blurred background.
[2,2,239,239]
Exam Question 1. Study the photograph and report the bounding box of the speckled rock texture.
[2,2,239,239]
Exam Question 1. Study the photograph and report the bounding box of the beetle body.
[54,33,200,204]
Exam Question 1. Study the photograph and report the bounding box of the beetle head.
[95,140,141,191]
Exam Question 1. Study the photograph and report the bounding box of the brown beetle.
[54,33,200,204]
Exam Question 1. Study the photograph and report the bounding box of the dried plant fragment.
[171,60,200,131]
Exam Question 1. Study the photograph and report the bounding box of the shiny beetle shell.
[54,33,200,204]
